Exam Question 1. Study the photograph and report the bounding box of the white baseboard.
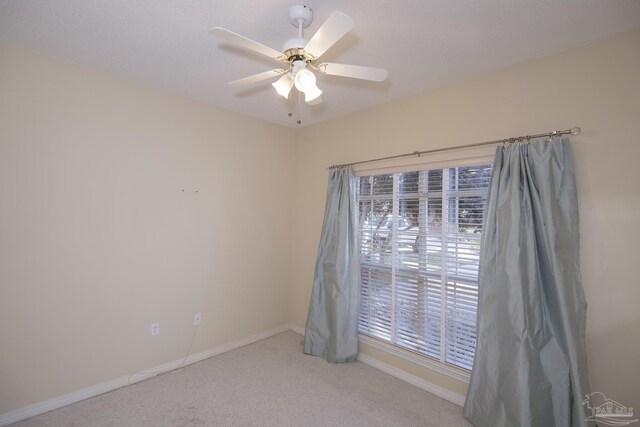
[0,324,291,426]
[286,323,466,407]
[288,324,305,335]
[356,353,466,407]
[1,324,464,426]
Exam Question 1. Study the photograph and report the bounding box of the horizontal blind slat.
[358,164,491,372]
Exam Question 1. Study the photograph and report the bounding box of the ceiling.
[1,1,639,128]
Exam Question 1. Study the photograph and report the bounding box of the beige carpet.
[13,331,471,426]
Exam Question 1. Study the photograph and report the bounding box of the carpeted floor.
[13,331,471,426]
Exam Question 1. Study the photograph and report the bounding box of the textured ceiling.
[1,1,639,128]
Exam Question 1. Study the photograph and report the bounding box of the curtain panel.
[303,166,360,363]
[464,137,590,427]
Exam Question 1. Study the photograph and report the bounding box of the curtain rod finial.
[571,127,581,136]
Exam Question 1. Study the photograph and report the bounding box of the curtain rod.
[328,127,581,170]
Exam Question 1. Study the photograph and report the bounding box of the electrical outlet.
[151,322,160,336]
[193,313,202,326]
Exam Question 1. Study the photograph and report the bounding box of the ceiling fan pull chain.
[296,90,302,125]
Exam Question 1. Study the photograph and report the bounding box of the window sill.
[358,334,471,384]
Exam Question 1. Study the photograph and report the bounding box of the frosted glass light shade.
[307,94,323,105]
[304,84,322,103]
[272,74,293,99]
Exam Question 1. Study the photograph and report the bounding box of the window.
[357,163,492,371]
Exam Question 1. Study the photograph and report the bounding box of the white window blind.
[357,163,492,371]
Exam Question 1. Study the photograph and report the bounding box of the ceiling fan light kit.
[209,4,388,120]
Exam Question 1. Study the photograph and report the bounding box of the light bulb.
[272,74,293,99]
[294,68,316,92]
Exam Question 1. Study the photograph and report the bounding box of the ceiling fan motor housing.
[282,37,308,55]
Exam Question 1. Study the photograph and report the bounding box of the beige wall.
[0,43,295,413]
[2,28,639,417]
[291,29,640,408]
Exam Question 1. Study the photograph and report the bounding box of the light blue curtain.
[303,166,360,363]
[464,137,590,427]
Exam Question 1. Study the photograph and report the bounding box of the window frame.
[354,155,494,382]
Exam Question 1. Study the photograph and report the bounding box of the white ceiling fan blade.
[209,27,284,61]
[303,12,354,60]
[318,63,388,81]
[229,69,286,87]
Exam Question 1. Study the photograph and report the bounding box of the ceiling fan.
[209,4,388,106]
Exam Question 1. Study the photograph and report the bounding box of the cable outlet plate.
[150,322,160,336]
[193,313,202,326]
